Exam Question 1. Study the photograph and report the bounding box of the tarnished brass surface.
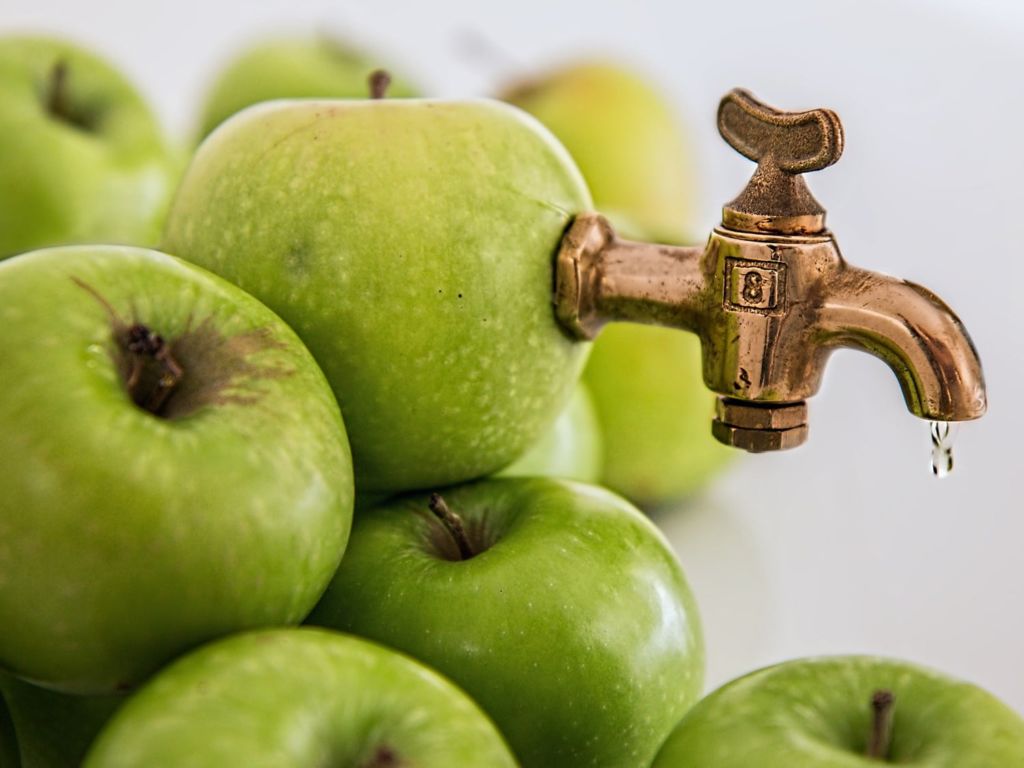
[555,89,987,452]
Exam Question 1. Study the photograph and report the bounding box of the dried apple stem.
[47,59,72,121]
[428,493,473,560]
[368,69,391,99]
[866,689,895,760]
[124,323,185,416]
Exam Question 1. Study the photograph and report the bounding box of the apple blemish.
[72,277,291,419]
[360,744,403,767]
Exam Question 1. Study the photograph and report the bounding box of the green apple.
[499,381,602,482]
[583,324,732,507]
[0,245,353,694]
[309,477,704,767]
[652,655,1024,767]
[163,99,591,494]
[0,36,178,260]
[501,60,696,244]
[84,628,516,767]
[503,61,730,506]
[0,672,122,767]
[196,35,417,140]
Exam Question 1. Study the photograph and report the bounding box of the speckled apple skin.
[0,246,353,694]
[499,382,603,482]
[163,99,591,494]
[653,656,1024,767]
[310,477,705,768]
[84,628,517,767]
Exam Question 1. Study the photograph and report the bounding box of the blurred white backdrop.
[4,0,1022,709]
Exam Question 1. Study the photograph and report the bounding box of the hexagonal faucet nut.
[712,397,809,452]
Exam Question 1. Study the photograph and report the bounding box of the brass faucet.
[554,89,987,452]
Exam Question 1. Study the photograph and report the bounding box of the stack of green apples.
[1,33,1022,768]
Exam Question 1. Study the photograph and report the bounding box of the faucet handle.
[718,89,843,173]
[718,89,844,235]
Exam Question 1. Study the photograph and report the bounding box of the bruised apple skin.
[0,246,353,694]
[164,98,592,494]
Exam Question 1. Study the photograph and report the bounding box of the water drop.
[929,421,955,478]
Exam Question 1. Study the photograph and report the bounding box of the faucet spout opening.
[818,267,987,422]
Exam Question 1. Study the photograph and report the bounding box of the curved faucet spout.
[818,266,987,422]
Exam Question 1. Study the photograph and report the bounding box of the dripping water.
[929,421,955,478]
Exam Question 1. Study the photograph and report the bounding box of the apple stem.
[47,59,72,122]
[124,324,185,415]
[368,69,392,99]
[428,493,474,560]
[866,689,895,760]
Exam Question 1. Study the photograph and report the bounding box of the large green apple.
[652,655,1024,767]
[0,672,122,767]
[0,246,353,694]
[309,477,704,767]
[503,61,730,507]
[196,35,417,140]
[499,381,602,482]
[0,36,178,260]
[164,99,591,493]
[84,628,516,767]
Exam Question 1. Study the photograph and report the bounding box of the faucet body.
[554,89,987,451]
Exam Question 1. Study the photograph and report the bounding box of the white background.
[3,0,1022,710]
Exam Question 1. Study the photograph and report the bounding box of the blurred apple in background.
[499,382,602,482]
[584,324,732,508]
[501,61,695,243]
[0,36,178,260]
[195,34,418,140]
[652,655,1024,767]
[0,672,123,768]
[502,60,732,508]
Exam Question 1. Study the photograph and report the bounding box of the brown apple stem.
[47,59,72,121]
[368,69,392,99]
[866,689,895,760]
[124,323,185,416]
[428,493,473,560]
